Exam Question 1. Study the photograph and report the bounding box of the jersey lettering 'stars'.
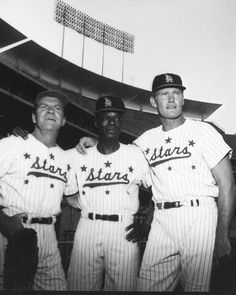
[30,156,68,182]
[149,145,191,166]
[85,167,130,187]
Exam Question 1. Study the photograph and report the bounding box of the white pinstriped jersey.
[0,134,77,217]
[134,119,232,202]
[67,143,150,215]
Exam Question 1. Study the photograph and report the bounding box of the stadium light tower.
[55,0,135,82]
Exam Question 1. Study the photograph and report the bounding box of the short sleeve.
[201,123,232,169]
[64,149,79,196]
[132,145,152,188]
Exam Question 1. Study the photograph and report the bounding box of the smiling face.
[95,111,124,141]
[151,87,184,120]
[32,96,66,132]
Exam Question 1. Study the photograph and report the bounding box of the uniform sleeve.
[201,123,232,169]
[133,132,147,152]
[133,145,152,188]
[0,136,20,177]
[64,149,79,196]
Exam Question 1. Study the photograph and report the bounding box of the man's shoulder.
[0,135,25,146]
[186,119,220,133]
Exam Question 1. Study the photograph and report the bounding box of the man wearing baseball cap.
[134,73,235,292]
[0,90,78,290]
[66,96,151,291]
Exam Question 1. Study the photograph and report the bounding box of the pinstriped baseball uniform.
[0,134,77,290]
[134,119,232,292]
[66,143,150,291]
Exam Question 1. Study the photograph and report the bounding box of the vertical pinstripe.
[133,119,230,291]
[67,143,149,291]
[137,202,217,291]
[0,135,78,290]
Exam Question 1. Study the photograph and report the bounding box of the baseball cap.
[35,90,69,107]
[95,96,125,114]
[152,73,186,92]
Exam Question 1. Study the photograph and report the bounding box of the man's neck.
[161,116,185,132]
[97,140,120,155]
[32,129,58,148]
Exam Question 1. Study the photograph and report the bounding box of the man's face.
[152,87,184,119]
[95,111,124,140]
[32,96,66,131]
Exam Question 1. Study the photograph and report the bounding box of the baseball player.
[66,96,151,291]
[77,74,236,292]
[134,73,235,292]
[0,90,77,290]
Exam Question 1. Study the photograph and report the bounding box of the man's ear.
[62,117,66,127]
[32,113,36,124]
[150,96,157,108]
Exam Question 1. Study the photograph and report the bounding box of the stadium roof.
[0,18,222,148]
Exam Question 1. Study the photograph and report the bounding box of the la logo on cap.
[165,74,174,83]
[104,97,112,107]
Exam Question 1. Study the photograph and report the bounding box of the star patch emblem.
[189,140,195,147]
[145,148,150,155]
[129,166,134,173]
[165,137,172,144]
[105,161,111,168]
[24,153,31,159]
[50,153,55,160]
[81,165,87,172]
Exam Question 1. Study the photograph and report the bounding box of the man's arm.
[64,192,80,209]
[211,155,236,264]
[0,208,26,240]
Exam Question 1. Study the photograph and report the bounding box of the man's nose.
[108,117,116,124]
[168,94,174,102]
[47,106,55,113]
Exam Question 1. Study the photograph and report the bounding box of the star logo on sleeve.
[24,179,29,184]
[189,140,195,147]
[24,153,31,159]
[104,161,111,168]
[50,153,55,160]
[81,165,87,172]
[128,166,134,173]
[145,148,150,155]
[165,137,172,144]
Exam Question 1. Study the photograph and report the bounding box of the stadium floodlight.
[55,0,135,54]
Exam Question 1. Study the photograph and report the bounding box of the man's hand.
[213,234,232,269]
[76,137,98,155]
[1,213,27,240]
[125,214,151,243]
[11,127,28,140]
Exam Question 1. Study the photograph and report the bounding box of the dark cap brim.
[153,84,186,92]
[95,108,125,114]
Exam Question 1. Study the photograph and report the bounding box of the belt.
[88,213,119,222]
[22,216,53,224]
[156,199,200,210]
